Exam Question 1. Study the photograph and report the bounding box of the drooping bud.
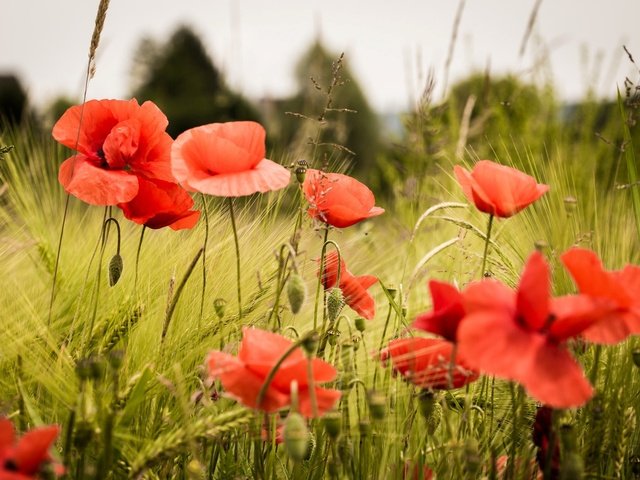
[283,412,310,462]
[367,389,386,420]
[301,331,319,356]
[213,298,226,319]
[109,254,123,286]
[326,288,345,322]
[354,317,366,332]
[322,411,342,439]
[287,272,307,314]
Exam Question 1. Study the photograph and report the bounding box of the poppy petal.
[413,280,465,342]
[181,159,290,197]
[298,387,341,418]
[59,155,139,205]
[524,344,593,408]
[12,426,59,475]
[239,327,304,368]
[463,280,515,316]
[516,252,550,331]
[0,418,15,454]
[550,295,614,342]
[207,351,289,412]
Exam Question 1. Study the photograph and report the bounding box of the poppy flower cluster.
[319,251,378,320]
[207,328,340,418]
[387,248,636,408]
[0,418,62,479]
[53,99,199,230]
[303,169,384,228]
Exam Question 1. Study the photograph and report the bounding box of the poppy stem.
[200,195,210,322]
[306,357,319,418]
[161,247,204,344]
[313,226,330,330]
[47,194,71,326]
[480,214,494,277]
[134,225,146,294]
[228,197,242,321]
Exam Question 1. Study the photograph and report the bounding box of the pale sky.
[2,0,639,112]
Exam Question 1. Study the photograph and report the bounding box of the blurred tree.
[130,25,260,137]
[0,74,28,126]
[267,41,380,175]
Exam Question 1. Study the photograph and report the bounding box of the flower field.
[1,3,640,480]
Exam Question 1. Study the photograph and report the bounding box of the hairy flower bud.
[287,272,307,314]
[284,412,310,462]
[109,254,123,286]
[326,287,345,322]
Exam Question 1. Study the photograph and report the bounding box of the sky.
[2,0,640,112]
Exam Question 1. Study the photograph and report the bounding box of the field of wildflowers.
[1,2,640,479]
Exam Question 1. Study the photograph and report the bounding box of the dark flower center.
[4,458,18,471]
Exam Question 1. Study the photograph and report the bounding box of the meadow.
[1,3,640,480]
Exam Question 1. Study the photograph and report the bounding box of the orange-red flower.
[561,247,640,344]
[171,121,290,197]
[454,160,549,218]
[457,252,602,408]
[412,281,465,342]
[207,328,340,418]
[0,418,62,479]
[320,251,377,320]
[303,169,384,228]
[117,177,200,230]
[53,99,174,205]
[381,337,478,390]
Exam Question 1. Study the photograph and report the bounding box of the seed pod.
[323,411,342,439]
[326,288,345,322]
[287,272,307,314]
[295,159,308,184]
[283,412,309,462]
[367,389,386,420]
[213,298,226,319]
[109,254,123,286]
[354,316,366,332]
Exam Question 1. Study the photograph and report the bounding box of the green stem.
[313,227,330,330]
[373,302,394,388]
[161,248,204,344]
[228,198,242,321]
[200,196,210,322]
[480,214,494,277]
[134,225,146,294]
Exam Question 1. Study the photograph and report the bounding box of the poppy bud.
[213,298,226,319]
[283,412,310,462]
[419,390,442,435]
[367,389,386,420]
[322,411,342,439]
[632,349,640,368]
[287,272,307,314]
[359,420,371,437]
[560,452,584,480]
[73,420,94,449]
[354,316,366,332]
[327,288,345,322]
[564,196,578,215]
[108,349,124,370]
[108,253,123,286]
[301,331,319,356]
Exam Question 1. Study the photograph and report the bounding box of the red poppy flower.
[117,176,200,230]
[207,328,340,418]
[53,99,174,205]
[303,169,384,228]
[457,252,601,408]
[171,121,290,197]
[561,247,640,344]
[0,418,62,479]
[380,337,478,390]
[412,281,465,342]
[454,160,549,218]
[320,251,377,320]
